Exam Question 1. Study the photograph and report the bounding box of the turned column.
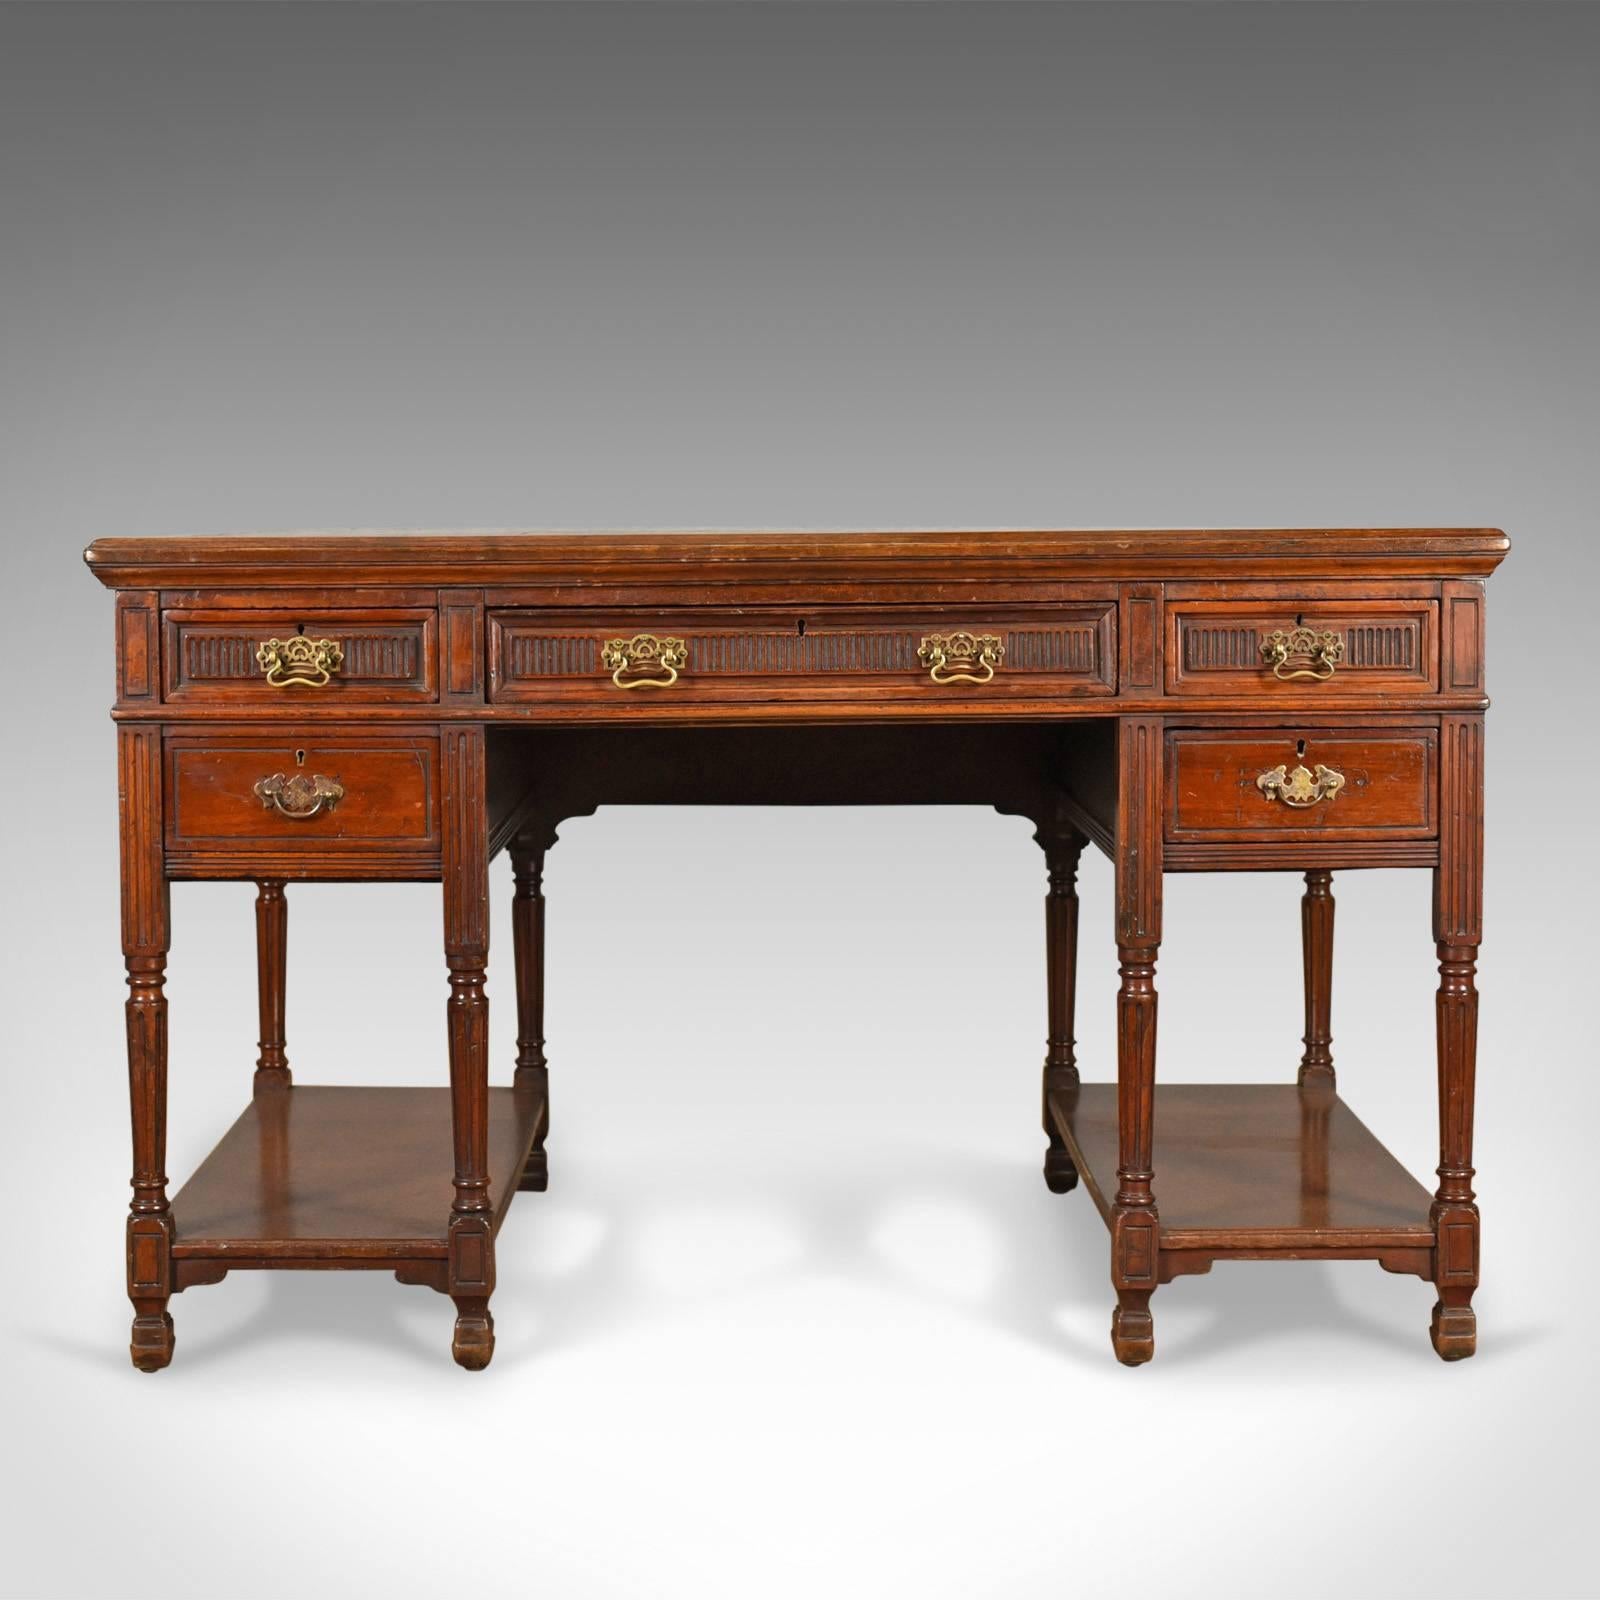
[1035,813,1086,1193]
[1111,718,1162,1366]
[1431,716,1483,1359]
[442,727,495,1370]
[1298,869,1335,1086]
[253,879,290,1093]
[510,830,554,1191]
[120,727,175,1372]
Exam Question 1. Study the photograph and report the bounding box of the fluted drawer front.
[488,604,1117,704]
[163,609,437,703]
[1166,596,1437,696]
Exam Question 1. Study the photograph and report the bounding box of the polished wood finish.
[1165,728,1437,840]
[253,880,290,1094]
[169,1087,542,1270]
[86,527,1505,1370]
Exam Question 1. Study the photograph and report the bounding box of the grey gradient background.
[2,5,1597,1598]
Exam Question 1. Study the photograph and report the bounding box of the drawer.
[488,605,1117,705]
[165,729,440,855]
[1166,595,1437,696]
[163,609,437,703]
[1166,728,1437,841]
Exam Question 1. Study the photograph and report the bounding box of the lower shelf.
[169,1085,545,1272]
[1048,1082,1435,1263]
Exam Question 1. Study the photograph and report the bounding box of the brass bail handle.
[1259,626,1344,682]
[1257,762,1345,809]
[601,633,688,690]
[254,772,345,819]
[257,636,345,689]
[918,631,1004,686]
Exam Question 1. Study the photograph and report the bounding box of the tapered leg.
[1299,869,1335,1086]
[442,728,496,1369]
[511,833,552,1191]
[120,728,174,1371]
[253,879,290,1094]
[1035,813,1085,1193]
[1431,717,1483,1359]
[1111,719,1162,1365]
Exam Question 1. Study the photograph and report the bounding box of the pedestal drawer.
[1166,727,1437,841]
[165,728,440,862]
[489,604,1117,705]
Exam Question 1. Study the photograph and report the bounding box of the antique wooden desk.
[85,528,1506,1370]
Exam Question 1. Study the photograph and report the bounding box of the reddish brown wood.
[1431,714,1484,1359]
[253,879,290,1094]
[120,725,174,1371]
[1299,870,1336,1086]
[442,725,495,1369]
[1166,728,1437,840]
[1112,716,1162,1365]
[1035,810,1085,1195]
[84,528,1506,1370]
[169,1086,542,1265]
[510,828,555,1192]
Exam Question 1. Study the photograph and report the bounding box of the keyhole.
[295,749,306,767]
[1296,739,1307,760]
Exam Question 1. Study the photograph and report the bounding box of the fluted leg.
[1298,869,1335,1086]
[1111,719,1162,1365]
[511,833,552,1192]
[1035,814,1085,1193]
[253,879,290,1094]
[120,728,174,1371]
[443,729,495,1369]
[1431,716,1483,1359]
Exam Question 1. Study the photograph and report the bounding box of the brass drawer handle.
[254,772,345,820]
[601,633,687,689]
[918,631,1004,686]
[257,637,344,688]
[1259,626,1343,681]
[1257,763,1345,809]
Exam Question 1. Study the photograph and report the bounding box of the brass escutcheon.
[917,631,1004,686]
[1259,626,1344,682]
[1257,762,1345,809]
[255,772,345,819]
[600,633,688,689]
[257,636,344,689]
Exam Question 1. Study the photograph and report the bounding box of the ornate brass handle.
[256,636,344,689]
[1257,763,1345,809]
[600,633,688,689]
[254,772,345,820]
[1259,626,1344,681]
[917,631,1005,686]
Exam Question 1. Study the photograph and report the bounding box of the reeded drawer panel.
[1166,596,1437,696]
[163,610,437,703]
[488,605,1117,704]
[1166,727,1437,841]
[165,729,440,855]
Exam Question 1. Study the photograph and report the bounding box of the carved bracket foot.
[1043,1144,1079,1195]
[518,1147,549,1193]
[130,1310,175,1373]
[1430,1299,1478,1361]
[1111,1295,1155,1367]
[451,1299,496,1370]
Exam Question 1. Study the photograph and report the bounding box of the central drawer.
[488,605,1117,706]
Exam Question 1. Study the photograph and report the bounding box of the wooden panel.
[1166,726,1436,841]
[489,604,1117,705]
[1442,580,1485,694]
[163,609,437,703]
[1050,1083,1435,1249]
[171,1087,543,1261]
[116,591,159,703]
[1167,595,1437,696]
[165,727,439,854]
